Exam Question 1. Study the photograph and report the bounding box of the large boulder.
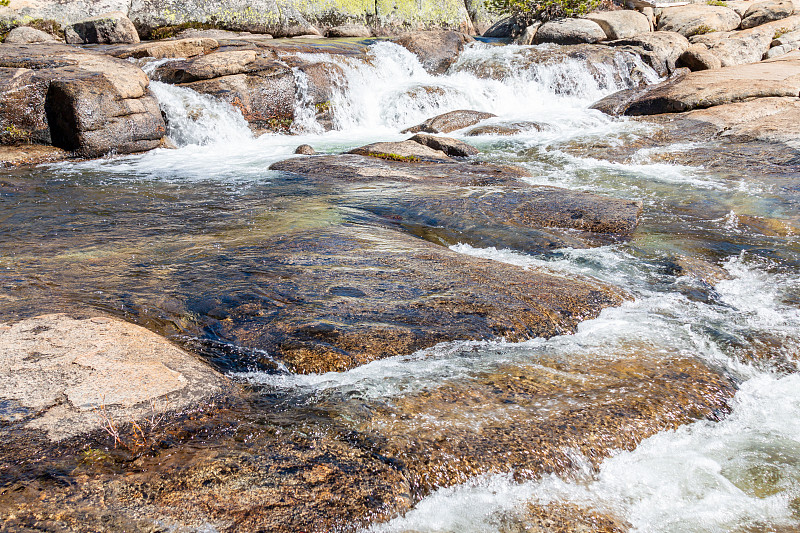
[696,27,773,67]
[607,30,690,76]
[402,109,496,133]
[394,30,474,74]
[657,5,742,37]
[3,26,58,44]
[592,51,800,115]
[585,10,652,40]
[325,23,372,38]
[0,44,166,157]
[535,18,607,44]
[740,0,795,29]
[0,314,228,441]
[678,43,723,70]
[65,11,140,44]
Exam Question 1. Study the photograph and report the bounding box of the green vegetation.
[149,21,220,40]
[314,101,332,114]
[1,124,32,145]
[364,151,421,162]
[0,18,63,41]
[486,0,601,27]
[774,27,792,39]
[0,1,10,7]
[706,0,728,6]
[688,24,716,37]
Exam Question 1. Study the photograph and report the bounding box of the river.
[1,40,799,531]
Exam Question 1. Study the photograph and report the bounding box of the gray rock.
[348,140,454,161]
[465,121,546,136]
[741,0,795,29]
[295,144,316,154]
[657,5,741,37]
[152,50,276,83]
[402,109,497,134]
[482,16,517,38]
[678,43,723,70]
[607,31,690,76]
[0,314,228,441]
[325,24,372,38]
[535,18,607,44]
[702,28,773,66]
[65,11,140,44]
[772,28,800,46]
[394,30,474,75]
[3,26,58,44]
[409,133,480,157]
[585,10,652,40]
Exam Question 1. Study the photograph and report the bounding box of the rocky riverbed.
[2,2,800,532]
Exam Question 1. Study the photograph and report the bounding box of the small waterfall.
[148,81,254,147]
[290,67,325,135]
[291,41,660,134]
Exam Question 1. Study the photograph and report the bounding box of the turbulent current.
[3,41,799,531]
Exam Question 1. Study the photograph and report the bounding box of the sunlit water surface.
[2,41,799,531]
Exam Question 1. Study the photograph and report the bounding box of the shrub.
[486,0,601,27]
[0,1,10,7]
[706,0,727,6]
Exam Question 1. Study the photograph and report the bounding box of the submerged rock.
[213,223,628,373]
[352,350,735,496]
[0,314,228,441]
[402,109,496,134]
[465,121,545,136]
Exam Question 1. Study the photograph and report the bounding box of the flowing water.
[2,41,799,531]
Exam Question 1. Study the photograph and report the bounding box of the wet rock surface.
[402,109,497,133]
[394,30,474,75]
[215,223,628,373]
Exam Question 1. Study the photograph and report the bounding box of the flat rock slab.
[0,314,228,440]
[216,223,628,373]
[592,51,800,115]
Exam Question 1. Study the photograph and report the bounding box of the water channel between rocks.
[2,41,800,532]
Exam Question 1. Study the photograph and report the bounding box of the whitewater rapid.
[50,40,800,532]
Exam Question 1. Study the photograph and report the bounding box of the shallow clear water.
[2,41,799,531]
